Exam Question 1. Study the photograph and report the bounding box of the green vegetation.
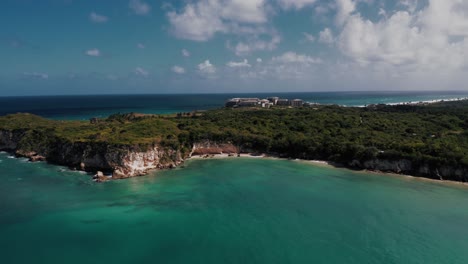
[2,100,468,170]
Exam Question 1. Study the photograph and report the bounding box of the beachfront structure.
[267,97,279,105]
[291,99,304,107]
[225,97,304,108]
[225,98,240,107]
[238,100,259,107]
[277,99,289,106]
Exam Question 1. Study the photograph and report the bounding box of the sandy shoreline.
[188,153,468,188]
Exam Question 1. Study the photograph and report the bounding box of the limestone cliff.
[0,129,186,179]
[191,140,239,155]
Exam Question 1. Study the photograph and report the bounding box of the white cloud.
[399,0,419,13]
[319,28,334,44]
[278,0,318,10]
[221,0,269,23]
[85,48,101,57]
[182,49,190,57]
[230,33,281,56]
[256,58,263,63]
[198,60,217,74]
[23,72,49,80]
[129,0,151,15]
[134,67,149,77]
[303,32,315,42]
[89,12,108,23]
[172,65,186,74]
[167,0,269,42]
[335,0,356,26]
[272,51,322,65]
[227,59,251,67]
[137,43,145,49]
[337,0,468,71]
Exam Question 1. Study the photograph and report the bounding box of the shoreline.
[2,150,467,187]
[187,153,468,188]
[326,97,468,108]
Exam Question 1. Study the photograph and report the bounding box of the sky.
[1,0,467,95]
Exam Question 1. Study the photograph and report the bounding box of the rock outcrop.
[349,159,468,182]
[0,129,187,179]
[191,140,239,155]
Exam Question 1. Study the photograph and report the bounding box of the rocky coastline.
[1,129,467,183]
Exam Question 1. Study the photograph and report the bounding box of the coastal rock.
[29,154,46,162]
[191,140,239,155]
[93,171,108,182]
[354,159,468,182]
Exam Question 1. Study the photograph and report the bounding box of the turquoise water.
[1,152,468,263]
[1,91,468,120]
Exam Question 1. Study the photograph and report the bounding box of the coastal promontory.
[1,101,468,182]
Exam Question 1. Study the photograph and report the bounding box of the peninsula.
[1,100,468,182]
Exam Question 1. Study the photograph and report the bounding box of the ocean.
[1,153,468,263]
[1,90,468,120]
[1,91,468,263]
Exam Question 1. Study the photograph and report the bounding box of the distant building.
[224,96,304,108]
[259,99,271,108]
[291,99,303,107]
[276,99,289,106]
[238,100,259,107]
[225,98,240,107]
[267,97,279,105]
[239,98,260,102]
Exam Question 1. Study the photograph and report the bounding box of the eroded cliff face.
[111,146,184,178]
[349,159,468,182]
[0,129,187,179]
[191,140,239,155]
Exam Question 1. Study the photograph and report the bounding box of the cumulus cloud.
[272,51,322,65]
[129,0,151,15]
[337,0,468,71]
[335,0,356,26]
[137,43,145,49]
[181,49,190,57]
[89,12,108,23]
[167,0,270,41]
[257,58,263,63]
[85,48,101,57]
[399,0,419,13]
[23,72,49,80]
[172,65,186,74]
[319,28,334,44]
[134,67,149,77]
[278,0,318,10]
[198,60,216,74]
[227,59,251,67]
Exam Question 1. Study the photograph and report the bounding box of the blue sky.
[1,0,467,95]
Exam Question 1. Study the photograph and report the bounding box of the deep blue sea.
[1,91,468,120]
[2,91,468,263]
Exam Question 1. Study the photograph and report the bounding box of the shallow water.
[1,153,468,263]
